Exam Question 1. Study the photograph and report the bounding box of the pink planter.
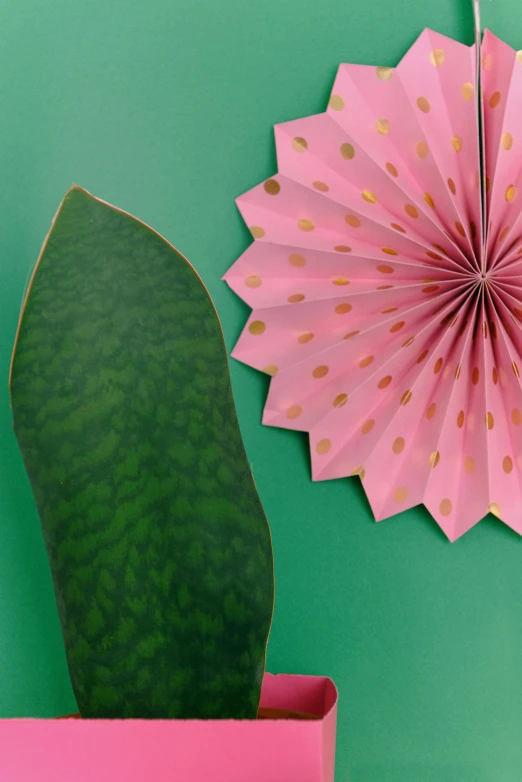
[0,673,337,782]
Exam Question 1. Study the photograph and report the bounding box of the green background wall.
[0,1,521,780]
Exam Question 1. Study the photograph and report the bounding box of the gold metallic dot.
[344,330,359,339]
[335,303,352,314]
[417,96,430,113]
[376,118,390,135]
[429,450,440,468]
[488,503,501,518]
[288,293,305,303]
[313,181,329,192]
[499,226,510,243]
[377,285,393,290]
[417,349,429,363]
[390,321,405,333]
[286,405,302,420]
[297,332,314,344]
[427,403,437,420]
[289,253,306,266]
[486,411,494,430]
[340,143,355,160]
[245,275,262,288]
[452,135,463,152]
[483,53,493,70]
[422,284,439,293]
[430,48,445,66]
[400,389,412,406]
[345,214,361,228]
[292,137,308,152]
[503,455,513,474]
[506,185,517,202]
[457,410,465,428]
[329,94,345,111]
[394,486,408,504]
[512,408,522,425]
[334,245,352,253]
[464,456,475,474]
[448,178,457,195]
[249,320,266,335]
[440,498,452,516]
[424,193,435,208]
[402,337,414,348]
[362,190,377,203]
[361,419,375,434]
[263,365,278,376]
[382,307,398,314]
[472,367,480,385]
[332,277,350,286]
[392,437,405,454]
[391,223,406,233]
[351,465,364,477]
[502,132,513,150]
[333,393,348,408]
[386,162,398,177]
[316,438,331,455]
[405,203,419,218]
[518,51,522,64]
[298,219,314,231]
[426,251,442,261]
[377,264,394,274]
[250,226,265,238]
[378,375,392,389]
[492,367,498,384]
[359,355,374,368]
[376,66,393,81]
[264,179,280,195]
[514,361,520,378]
[434,357,443,374]
[416,141,429,159]
[312,365,329,379]
[455,221,466,237]
[489,91,501,108]
[462,82,474,100]
[382,247,398,256]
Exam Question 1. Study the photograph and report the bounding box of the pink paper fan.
[224,20,522,541]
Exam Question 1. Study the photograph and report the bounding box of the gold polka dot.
[292,137,308,152]
[288,293,305,303]
[512,408,522,425]
[457,410,465,428]
[250,226,265,238]
[359,355,374,368]
[486,411,494,430]
[402,336,414,348]
[426,252,442,261]
[376,66,393,81]
[489,503,501,518]
[390,321,405,333]
[382,306,398,314]
[502,132,513,150]
[514,361,520,378]
[392,437,405,454]
[340,142,355,160]
[499,226,510,243]
[417,96,430,113]
[249,320,266,335]
[316,438,331,455]
[417,349,429,363]
[312,365,329,379]
[386,162,398,177]
[430,48,445,66]
[376,118,390,135]
[424,193,435,208]
[455,221,466,237]
[518,51,522,64]
[351,465,364,477]
[448,178,457,195]
[394,486,408,504]
[434,357,443,374]
[344,330,359,339]
[264,179,280,195]
[422,284,439,293]
[289,253,306,266]
[461,82,474,100]
[344,214,361,228]
[329,94,345,111]
[506,185,517,202]
[489,91,501,108]
[472,367,480,385]
[503,455,513,474]
[335,303,352,314]
[361,419,375,434]
[332,276,350,286]
[483,53,493,70]
[427,403,437,420]
[463,456,475,474]
[313,181,329,192]
[439,498,452,516]
[362,190,377,204]
[416,141,429,159]
[298,219,314,232]
[405,203,419,219]
[297,332,314,344]
[263,365,278,376]
[492,367,498,384]
[245,275,262,288]
[400,389,412,406]
[377,264,394,274]
[378,375,392,389]
[286,405,302,420]
[377,285,393,290]
[391,223,406,233]
[333,393,348,408]
[334,245,352,253]
[452,135,463,152]
[429,450,440,468]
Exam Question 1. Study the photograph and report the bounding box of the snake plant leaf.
[9,186,274,719]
